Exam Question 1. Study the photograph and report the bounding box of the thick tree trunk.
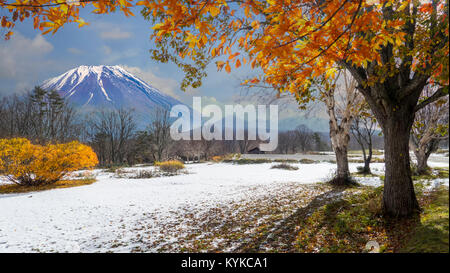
[383,117,420,217]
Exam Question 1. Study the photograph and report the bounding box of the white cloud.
[101,46,139,64]
[200,96,226,108]
[0,32,54,94]
[185,86,201,96]
[0,33,53,79]
[100,28,133,40]
[120,65,182,100]
[93,22,133,40]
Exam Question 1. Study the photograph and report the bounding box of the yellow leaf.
[216,61,225,71]
[225,61,231,73]
[210,6,220,17]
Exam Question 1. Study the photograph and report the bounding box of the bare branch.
[415,87,448,112]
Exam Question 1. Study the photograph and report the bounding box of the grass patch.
[435,149,449,154]
[299,158,318,164]
[371,157,385,163]
[348,150,384,155]
[104,165,129,173]
[377,167,448,183]
[271,163,299,170]
[223,158,302,164]
[292,183,449,253]
[129,170,156,179]
[348,157,384,163]
[210,154,242,162]
[114,168,184,179]
[274,159,300,163]
[348,159,364,163]
[412,168,449,181]
[401,187,449,253]
[155,160,185,173]
[352,172,379,178]
[293,186,414,253]
[356,166,371,174]
[223,158,272,164]
[0,178,96,194]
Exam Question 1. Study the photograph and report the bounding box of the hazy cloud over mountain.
[0,32,56,95]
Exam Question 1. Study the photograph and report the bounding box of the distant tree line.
[0,87,333,167]
[0,87,80,143]
[1,87,445,170]
[276,125,329,154]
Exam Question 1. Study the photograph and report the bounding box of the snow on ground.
[0,158,447,252]
[426,161,450,168]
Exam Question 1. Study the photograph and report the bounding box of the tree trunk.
[413,138,441,175]
[331,146,351,185]
[415,149,430,175]
[363,158,371,173]
[383,117,420,217]
[363,145,372,174]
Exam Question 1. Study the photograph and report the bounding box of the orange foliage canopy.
[1,0,448,100]
[0,138,98,186]
[0,0,134,39]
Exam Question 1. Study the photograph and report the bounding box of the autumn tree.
[315,71,362,185]
[140,0,449,217]
[2,0,449,217]
[410,85,449,174]
[0,138,98,186]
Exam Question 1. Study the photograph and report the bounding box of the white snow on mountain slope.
[41,65,183,120]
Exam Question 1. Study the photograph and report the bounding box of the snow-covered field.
[0,159,448,253]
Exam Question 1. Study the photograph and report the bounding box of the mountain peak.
[73,65,125,75]
[41,65,182,125]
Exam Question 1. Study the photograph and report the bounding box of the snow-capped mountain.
[42,65,182,125]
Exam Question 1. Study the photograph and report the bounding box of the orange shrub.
[211,156,223,162]
[154,160,185,173]
[0,138,98,186]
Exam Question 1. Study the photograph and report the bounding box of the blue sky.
[0,7,329,131]
[0,7,253,104]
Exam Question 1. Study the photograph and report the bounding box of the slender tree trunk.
[363,158,371,173]
[413,138,441,175]
[110,136,115,164]
[383,116,420,217]
[363,144,372,173]
[415,149,430,174]
[328,113,352,185]
[332,146,351,185]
